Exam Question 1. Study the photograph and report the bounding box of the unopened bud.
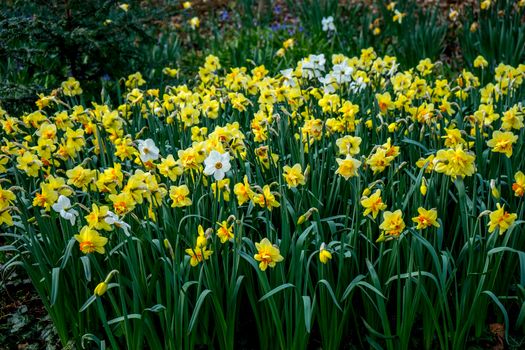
[94,282,108,296]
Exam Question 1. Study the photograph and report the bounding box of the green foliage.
[460,0,525,69]
[0,0,179,114]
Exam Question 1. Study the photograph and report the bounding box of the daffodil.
[433,145,476,178]
[52,195,79,225]
[185,246,213,267]
[512,171,525,197]
[361,189,387,219]
[379,210,405,238]
[137,139,160,163]
[234,176,253,205]
[253,185,280,210]
[411,208,440,230]
[319,243,332,264]
[169,185,192,207]
[204,151,231,181]
[283,164,306,188]
[487,131,518,158]
[61,77,83,96]
[74,226,108,254]
[86,204,113,231]
[216,221,234,243]
[254,238,284,271]
[488,204,517,235]
[335,156,361,179]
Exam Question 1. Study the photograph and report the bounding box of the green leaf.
[188,289,212,333]
[107,314,142,325]
[302,296,313,333]
[317,279,342,311]
[145,304,166,313]
[50,267,60,306]
[80,295,97,313]
[80,255,91,282]
[259,283,295,302]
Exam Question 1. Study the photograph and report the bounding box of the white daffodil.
[321,16,336,32]
[51,195,79,225]
[137,139,160,163]
[203,150,231,181]
[105,211,131,236]
[280,68,297,87]
[301,54,326,80]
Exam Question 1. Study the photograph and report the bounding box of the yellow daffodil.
[335,156,361,179]
[283,164,306,188]
[319,243,332,264]
[487,204,517,235]
[512,171,525,197]
[486,130,518,158]
[412,208,440,230]
[216,221,234,243]
[74,226,108,254]
[169,185,192,207]
[254,238,284,271]
[379,210,405,238]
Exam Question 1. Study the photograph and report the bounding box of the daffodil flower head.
[52,195,79,225]
[137,139,160,163]
[254,238,284,271]
[203,150,231,181]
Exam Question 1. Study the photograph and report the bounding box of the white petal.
[221,152,230,162]
[203,165,216,175]
[221,162,231,173]
[213,170,225,181]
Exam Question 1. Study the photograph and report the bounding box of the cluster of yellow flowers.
[1,47,524,280]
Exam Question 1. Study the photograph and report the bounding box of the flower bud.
[94,282,108,297]
[319,243,332,264]
[420,178,427,196]
[490,179,500,200]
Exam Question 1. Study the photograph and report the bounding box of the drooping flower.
[203,150,231,181]
[104,211,131,236]
[254,238,284,271]
[473,55,488,69]
[51,195,79,225]
[319,243,332,264]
